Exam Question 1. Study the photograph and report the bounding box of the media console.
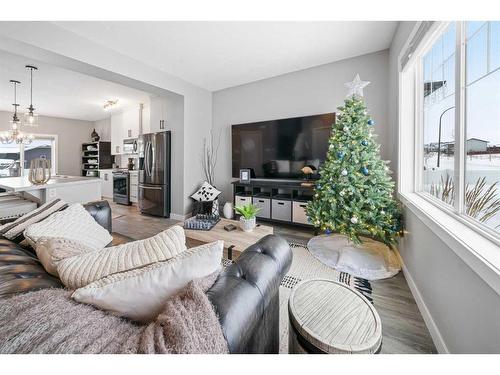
[232,179,315,227]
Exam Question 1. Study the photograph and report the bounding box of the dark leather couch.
[0,200,292,354]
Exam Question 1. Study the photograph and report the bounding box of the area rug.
[223,241,373,354]
[307,234,401,281]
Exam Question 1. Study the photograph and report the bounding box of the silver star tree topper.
[344,74,370,98]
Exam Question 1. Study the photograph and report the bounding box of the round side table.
[288,278,382,354]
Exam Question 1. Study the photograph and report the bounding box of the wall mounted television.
[231,113,335,179]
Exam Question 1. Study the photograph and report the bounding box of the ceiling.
[54,21,399,91]
[0,50,152,122]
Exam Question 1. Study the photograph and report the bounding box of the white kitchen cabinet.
[129,171,139,203]
[110,105,141,155]
[99,169,114,198]
[122,106,140,139]
[111,111,124,155]
[148,96,167,133]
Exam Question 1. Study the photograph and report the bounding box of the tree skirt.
[307,234,401,280]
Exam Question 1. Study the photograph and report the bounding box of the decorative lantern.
[28,157,51,185]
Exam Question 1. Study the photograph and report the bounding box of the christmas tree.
[306,74,401,246]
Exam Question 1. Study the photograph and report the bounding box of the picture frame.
[239,168,251,183]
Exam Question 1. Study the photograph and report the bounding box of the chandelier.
[1,79,34,145]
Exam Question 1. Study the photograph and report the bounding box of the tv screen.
[231,113,335,179]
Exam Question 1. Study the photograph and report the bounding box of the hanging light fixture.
[1,80,34,145]
[24,65,39,127]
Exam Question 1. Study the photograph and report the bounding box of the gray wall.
[0,111,94,176]
[390,22,500,353]
[213,50,390,204]
[93,117,111,141]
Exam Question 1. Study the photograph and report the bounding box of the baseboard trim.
[401,263,449,353]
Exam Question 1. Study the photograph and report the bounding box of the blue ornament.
[361,140,368,146]
[325,229,332,235]
[336,151,345,159]
[361,167,369,176]
[367,119,375,126]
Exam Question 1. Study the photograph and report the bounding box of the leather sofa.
[0,200,292,354]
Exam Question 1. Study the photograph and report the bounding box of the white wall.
[0,111,94,176]
[390,22,500,353]
[0,22,212,217]
[212,50,390,203]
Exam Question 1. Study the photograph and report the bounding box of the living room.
[0,1,498,373]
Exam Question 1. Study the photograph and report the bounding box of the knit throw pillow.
[0,199,68,243]
[190,181,221,202]
[57,225,187,289]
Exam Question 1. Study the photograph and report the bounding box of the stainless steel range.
[113,170,130,205]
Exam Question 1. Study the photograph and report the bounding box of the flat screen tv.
[231,113,335,179]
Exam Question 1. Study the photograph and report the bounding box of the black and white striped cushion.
[0,199,68,243]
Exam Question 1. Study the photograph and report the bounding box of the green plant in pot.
[234,203,261,232]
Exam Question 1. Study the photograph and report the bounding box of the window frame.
[0,134,59,178]
[398,21,500,295]
[411,21,500,246]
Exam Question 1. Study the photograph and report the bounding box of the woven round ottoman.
[288,278,382,354]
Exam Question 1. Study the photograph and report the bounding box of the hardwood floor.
[107,200,437,354]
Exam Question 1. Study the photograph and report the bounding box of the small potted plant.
[234,203,261,232]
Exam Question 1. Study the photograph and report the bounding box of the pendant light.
[24,65,39,127]
[9,80,21,130]
[0,80,33,145]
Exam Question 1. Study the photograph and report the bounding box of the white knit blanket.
[57,225,187,289]
[24,203,112,251]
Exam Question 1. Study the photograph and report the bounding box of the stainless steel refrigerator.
[138,131,171,217]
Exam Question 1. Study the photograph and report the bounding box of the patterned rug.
[223,241,372,353]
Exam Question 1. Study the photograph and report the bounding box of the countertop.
[0,176,101,192]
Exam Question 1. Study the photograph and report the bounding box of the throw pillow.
[0,199,68,243]
[72,240,223,322]
[190,181,221,202]
[36,237,95,277]
[23,203,113,251]
[57,225,186,289]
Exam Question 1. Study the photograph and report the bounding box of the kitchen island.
[0,175,102,205]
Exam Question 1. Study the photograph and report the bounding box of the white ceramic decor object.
[223,202,233,219]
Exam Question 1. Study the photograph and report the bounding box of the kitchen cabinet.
[129,171,139,203]
[99,169,113,198]
[147,96,167,133]
[110,105,141,155]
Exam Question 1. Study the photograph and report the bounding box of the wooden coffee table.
[184,218,273,260]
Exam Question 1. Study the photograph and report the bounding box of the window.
[465,22,500,233]
[417,21,500,237]
[22,136,57,176]
[0,143,21,178]
[422,23,456,206]
[0,135,57,178]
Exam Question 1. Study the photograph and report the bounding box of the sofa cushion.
[24,203,113,251]
[0,199,68,243]
[57,225,186,289]
[35,238,95,277]
[72,240,223,322]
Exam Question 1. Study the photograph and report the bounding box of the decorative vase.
[28,157,51,185]
[223,202,233,219]
[91,129,100,142]
[239,216,256,232]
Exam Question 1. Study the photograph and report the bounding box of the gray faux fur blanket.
[0,273,228,354]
